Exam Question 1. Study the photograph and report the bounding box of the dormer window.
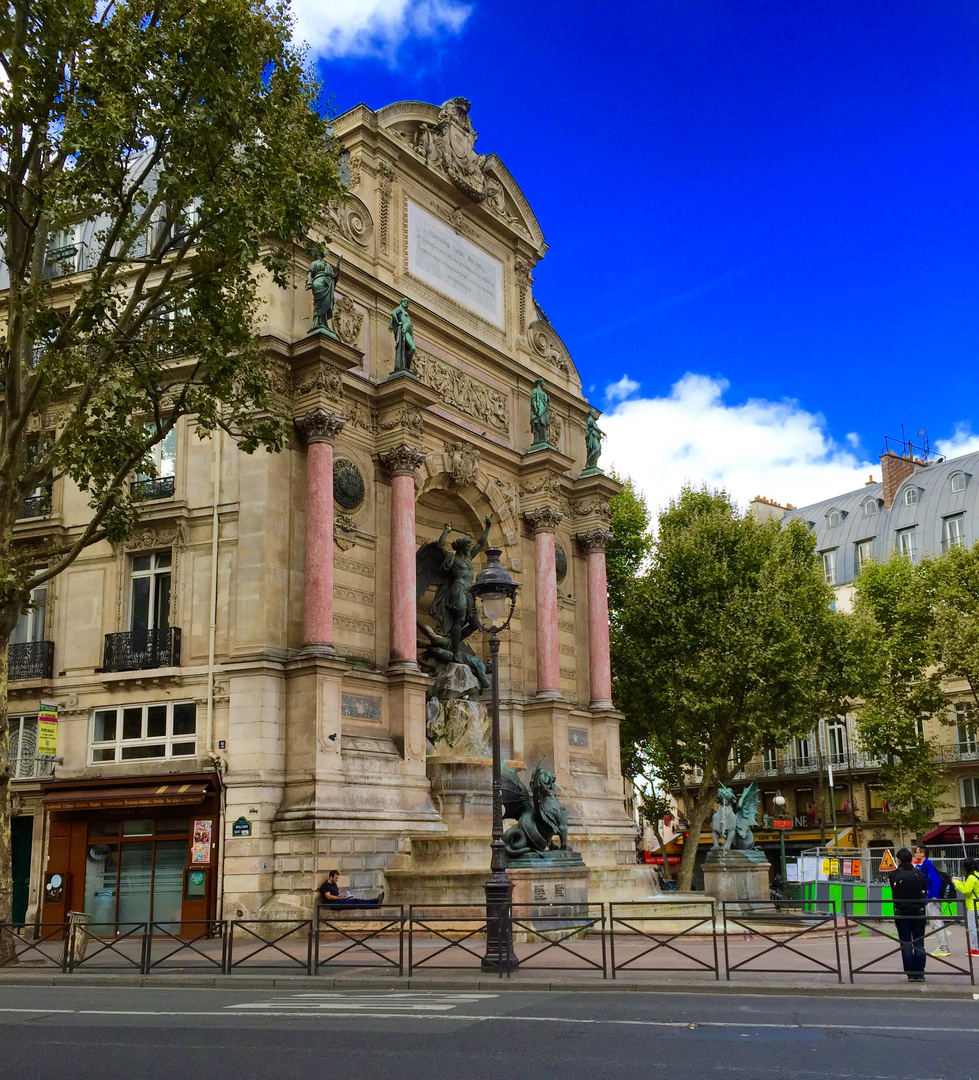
[904,487,918,507]
[827,510,842,528]
[864,498,879,517]
[951,473,967,494]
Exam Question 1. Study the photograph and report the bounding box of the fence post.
[721,901,731,981]
[710,902,719,981]
[608,903,617,980]
[141,924,152,975]
[305,919,314,975]
[223,920,233,975]
[600,903,608,979]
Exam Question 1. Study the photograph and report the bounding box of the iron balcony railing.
[16,489,52,520]
[102,627,180,672]
[131,476,175,501]
[9,640,54,682]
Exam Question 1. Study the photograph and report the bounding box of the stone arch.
[416,455,520,551]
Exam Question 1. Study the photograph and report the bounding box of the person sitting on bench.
[318,869,383,908]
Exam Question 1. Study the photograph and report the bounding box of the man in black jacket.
[889,847,929,982]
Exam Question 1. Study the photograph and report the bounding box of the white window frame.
[943,514,966,551]
[955,703,978,755]
[897,527,918,564]
[8,714,55,779]
[904,487,918,506]
[761,746,778,773]
[11,575,48,645]
[89,700,197,764]
[827,510,842,528]
[821,549,837,585]
[951,472,966,494]
[864,498,879,517]
[825,720,847,767]
[794,735,813,767]
[46,223,84,275]
[128,550,172,632]
[137,427,176,482]
[855,539,874,575]
[961,776,979,810]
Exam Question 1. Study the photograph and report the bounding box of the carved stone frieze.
[443,440,480,487]
[323,195,374,250]
[123,525,181,552]
[489,477,518,520]
[335,555,375,578]
[379,444,427,477]
[520,475,566,507]
[293,365,344,402]
[570,497,612,522]
[378,406,424,439]
[377,162,394,254]
[334,584,374,605]
[294,409,346,445]
[524,506,564,533]
[576,528,613,553]
[413,350,509,435]
[332,295,364,346]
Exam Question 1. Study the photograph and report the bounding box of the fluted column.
[524,506,564,697]
[381,444,427,665]
[295,409,346,649]
[577,528,614,708]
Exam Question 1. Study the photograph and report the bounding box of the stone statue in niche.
[584,409,605,472]
[306,251,341,336]
[529,377,551,448]
[388,298,416,374]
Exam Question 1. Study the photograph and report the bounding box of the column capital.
[380,443,427,477]
[523,506,564,533]
[576,527,613,553]
[295,408,346,445]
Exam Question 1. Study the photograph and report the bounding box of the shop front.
[41,774,220,935]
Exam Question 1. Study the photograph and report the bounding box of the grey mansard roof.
[784,450,979,584]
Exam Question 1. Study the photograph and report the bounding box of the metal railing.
[315,905,405,975]
[721,900,842,983]
[102,626,181,671]
[225,919,314,974]
[16,490,52,520]
[608,900,718,980]
[132,476,175,501]
[9,640,54,681]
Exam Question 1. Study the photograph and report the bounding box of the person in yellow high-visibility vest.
[952,858,979,956]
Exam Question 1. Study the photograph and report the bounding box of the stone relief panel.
[332,295,364,347]
[443,440,480,488]
[323,194,374,251]
[342,693,382,721]
[413,350,509,436]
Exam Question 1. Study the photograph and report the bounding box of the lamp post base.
[481,872,519,973]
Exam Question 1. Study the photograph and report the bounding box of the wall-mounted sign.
[232,816,252,838]
[191,819,212,864]
[37,700,58,757]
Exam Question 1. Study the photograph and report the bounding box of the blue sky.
[295,0,979,513]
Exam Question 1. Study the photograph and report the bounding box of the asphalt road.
[1,986,977,1080]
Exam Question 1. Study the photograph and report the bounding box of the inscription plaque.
[407,201,504,326]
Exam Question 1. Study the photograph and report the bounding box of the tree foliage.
[612,486,840,889]
[0,0,345,940]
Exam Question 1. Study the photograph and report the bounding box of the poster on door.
[191,819,212,865]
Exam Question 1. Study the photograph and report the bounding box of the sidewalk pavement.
[2,919,976,998]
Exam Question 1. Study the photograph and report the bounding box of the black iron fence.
[8,640,54,682]
[102,626,181,671]
[1,902,974,983]
[132,476,176,501]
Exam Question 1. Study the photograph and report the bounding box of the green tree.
[924,542,979,719]
[0,0,345,949]
[851,556,949,839]
[613,487,837,890]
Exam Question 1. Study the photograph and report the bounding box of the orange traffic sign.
[878,849,897,873]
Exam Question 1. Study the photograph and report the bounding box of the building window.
[867,783,889,819]
[133,428,176,501]
[44,223,83,277]
[951,472,967,494]
[864,498,878,517]
[825,720,847,766]
[832,782,851,814]
[90,701,197,764]
[795,787,816,822]
[10,577,47,646]
[794,735,813,768]
[130,551,171,633]
[827,510,842,528]
[8,715,55,779]
[896,527,918,563]
[762,746,778,773]
[854,539,874,575]
[821,549,837,585]
[961,777,979,811]
[904,487,918,506]
[955,703,978,755]
[943,514,966,551]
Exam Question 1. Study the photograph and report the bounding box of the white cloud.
[935,424,979,460]
[605,374,640,404]
[290,0,472,62]
[601,373,879,519]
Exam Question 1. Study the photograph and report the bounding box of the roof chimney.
[880,451,915,509]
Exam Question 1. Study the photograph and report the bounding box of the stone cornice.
[294,409,347,445]
[379,444,427,477]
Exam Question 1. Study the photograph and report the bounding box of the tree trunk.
[651,822,672,881]
[676,792,713,891]
[0,643,15,965]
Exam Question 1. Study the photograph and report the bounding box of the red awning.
[922,823,979,845]
[44,781,211,812]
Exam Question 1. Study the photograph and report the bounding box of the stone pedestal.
[507,859,588,910]
[702,850,771,907]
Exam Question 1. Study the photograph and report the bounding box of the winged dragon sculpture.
[711,782,761,851]
[500,763,571,858]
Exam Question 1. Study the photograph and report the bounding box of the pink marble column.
[525,507,564,697]
[578,529,614,708]
[296,410,346,648]
[381,444,426,665]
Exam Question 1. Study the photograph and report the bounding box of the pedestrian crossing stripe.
[226,992,498,1014]
[879,849,897,872]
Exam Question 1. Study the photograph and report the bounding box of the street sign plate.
[773,818,792,830]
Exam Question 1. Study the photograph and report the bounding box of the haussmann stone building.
[8,97,641,931]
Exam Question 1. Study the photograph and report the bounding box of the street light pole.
[472,546,519,974]
[774,792,787,881]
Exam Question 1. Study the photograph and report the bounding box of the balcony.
[102,627,181,672]
[131,476,175,501]
[9,640,54,681]
[16,489,52,520]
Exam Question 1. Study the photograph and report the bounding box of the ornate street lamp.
[773,792,788,882]
[471,545,519,973]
